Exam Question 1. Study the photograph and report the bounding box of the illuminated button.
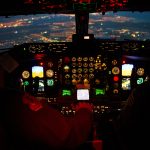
[113,89,119,94]
[122,60,126,64]
[39,62,44,66]
[102,63,107,70]
[64,65,70,72]
[72,79,77,85]
[23,81,29,86]
[83,79,89,84]
[113,76,119,82]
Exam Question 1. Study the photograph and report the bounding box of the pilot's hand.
[75,102,93,112]
[22,92,43,111]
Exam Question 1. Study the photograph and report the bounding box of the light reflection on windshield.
[0,12,150,50]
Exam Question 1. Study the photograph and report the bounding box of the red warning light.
[113,76,119,82]
[122,60,126,64]
[39,62,44,66]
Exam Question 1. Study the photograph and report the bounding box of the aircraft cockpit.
[0,0,150,149]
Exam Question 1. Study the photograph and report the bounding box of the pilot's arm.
[1,89,93,150]
[113,80,150,150]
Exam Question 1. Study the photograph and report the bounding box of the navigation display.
[32,66,44,78]
[122,64,134,76]
[77,89,90,100]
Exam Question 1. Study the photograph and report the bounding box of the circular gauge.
[89,57,94,61]
[72,57,76,62]
[89,73,94,79]
[89,68,94,73]
[83,57,88,61]
[47,62,53,68]
[77,57,82,61]
[137,68,144,76]
[46,69,54,77]
[65,74,70,79]
[72,74,77,79]
[83,68,88,73]
[112,59,117,65]
[72,69,76,74]
[83,63,88,67]
[112,67,120,75]
[77,68,82,73]
[22,71,30,79]
[78,62,82,67]
[89,62,94,67]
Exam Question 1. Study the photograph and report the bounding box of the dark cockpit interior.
[0,0,150,150]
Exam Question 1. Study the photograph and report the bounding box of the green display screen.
[62,89,72,96]
[95,88,105,95]
[47,79,54,86]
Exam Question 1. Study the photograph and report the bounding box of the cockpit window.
[1,11,150,50]
[0,14,75,50]
[89,11,150,40]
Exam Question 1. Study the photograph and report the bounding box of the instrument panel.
[6,39,150,116]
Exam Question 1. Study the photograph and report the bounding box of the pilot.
[0,88,94,150]
[113,67,150,150]
[0,59,94,150]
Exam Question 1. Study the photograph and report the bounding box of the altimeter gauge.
[46,69,54,77]
[22,70,30,79]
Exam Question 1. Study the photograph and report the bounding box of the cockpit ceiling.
[0,0,150,16]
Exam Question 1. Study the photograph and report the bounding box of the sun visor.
[0,53,19,73]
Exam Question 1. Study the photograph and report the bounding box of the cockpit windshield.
[89,11,150,40]
[1,11,150,50]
